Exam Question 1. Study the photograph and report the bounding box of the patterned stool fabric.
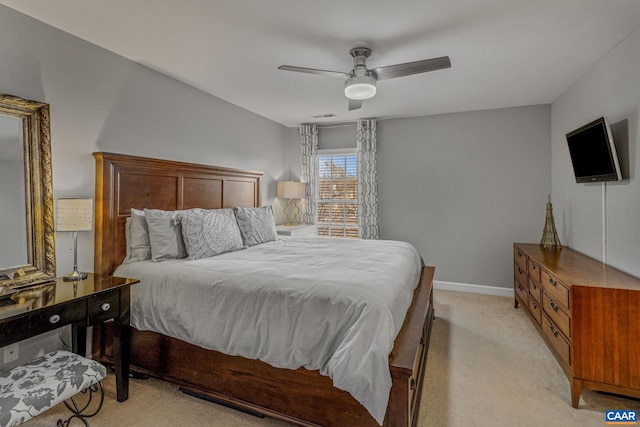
[0,350,107,427]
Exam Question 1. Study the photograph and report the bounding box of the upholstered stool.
[0,350,107,427]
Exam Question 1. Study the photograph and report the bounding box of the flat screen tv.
[566,116,621,183]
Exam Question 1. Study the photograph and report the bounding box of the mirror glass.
[0,94,56,288]
[0,115,27,267]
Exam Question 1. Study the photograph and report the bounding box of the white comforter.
[114,237,422,424]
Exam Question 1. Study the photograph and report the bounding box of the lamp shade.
[277,181,306,199]
[56,198,93,232]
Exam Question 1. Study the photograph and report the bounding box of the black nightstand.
[0,273,139,402]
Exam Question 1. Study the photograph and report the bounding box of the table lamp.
[56,198,93,281]
[276,181,305,225]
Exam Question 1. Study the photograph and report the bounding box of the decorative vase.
[540,195,562,249]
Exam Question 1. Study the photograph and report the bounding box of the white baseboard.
[434,280,514,298]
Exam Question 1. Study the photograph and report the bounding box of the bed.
[92,152,435,427]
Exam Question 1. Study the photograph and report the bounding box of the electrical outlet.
[3,343,19,364]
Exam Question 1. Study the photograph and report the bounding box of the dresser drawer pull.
[517,251,523,258]
[549,277,556,286]
[100,303,111,312]
[48,314,61,324]
[549,324,559,337]
[532,302,538,310]
[517,267,524,274]
[549,300,559,312]
[518,285,525,292]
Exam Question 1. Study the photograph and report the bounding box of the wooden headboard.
[93,152,263,275]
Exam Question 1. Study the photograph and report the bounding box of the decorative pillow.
[177,209,244,260]
[145,208,200,262]
[123,216,132,260]
[233,205,277,247]
[123,208,151,263]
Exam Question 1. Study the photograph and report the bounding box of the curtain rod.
[297,122,355,129]
[300,118,376,129]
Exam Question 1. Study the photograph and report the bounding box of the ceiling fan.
[278,47,451,111]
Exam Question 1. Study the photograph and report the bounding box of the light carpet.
[22,289,640,426]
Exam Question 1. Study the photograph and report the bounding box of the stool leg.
[56,414,90,427]
[57,381,105,426]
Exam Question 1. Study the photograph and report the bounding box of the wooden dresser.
[513,243,640,407]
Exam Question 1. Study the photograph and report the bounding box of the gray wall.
[318,124,357,151]
[286,124,358,180]
[0,5,288,367]
[378,106,551,287]
[287,106,551,288]
[551,25,640,277]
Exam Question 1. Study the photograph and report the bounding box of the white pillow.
[233,205,277,247]
[145,209,201,262]
[177,209,244,260]
[123,208,151,263]
[123,216,132,261]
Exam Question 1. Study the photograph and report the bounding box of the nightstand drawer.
[17,302,87,339]
[88,289,120,324]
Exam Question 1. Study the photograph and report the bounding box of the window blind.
[317,152,358,238]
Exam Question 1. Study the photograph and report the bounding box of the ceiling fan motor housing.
[345,47,377,100]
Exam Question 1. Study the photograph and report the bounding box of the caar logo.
[606,410,638,425]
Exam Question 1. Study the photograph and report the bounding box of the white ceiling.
[2,1,640,128]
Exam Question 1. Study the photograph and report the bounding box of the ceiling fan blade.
[372,56,451,81]
[278,65,350,79]
[348,99,363,111]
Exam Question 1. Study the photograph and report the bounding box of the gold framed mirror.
[0,93,55,288]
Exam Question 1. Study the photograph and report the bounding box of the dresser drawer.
[514,261,528,286]
[513,263,529,283]
[515,278,528,305]
[542,313,571,367]
[541,270,570,310]
[528,298,542,326]
[528,259,541,284]
[543,292,571,338]
[529,280,542,304]
[88,289,120,324]
[514,247,527,272]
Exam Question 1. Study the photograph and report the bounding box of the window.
[317,151,358,238]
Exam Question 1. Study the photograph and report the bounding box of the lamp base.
[62,270,88,282]
[283,199,300,225]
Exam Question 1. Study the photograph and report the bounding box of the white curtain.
[300,124,318,225]
[357,119,379,239]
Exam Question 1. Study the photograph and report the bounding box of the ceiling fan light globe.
[344,75,377,100]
